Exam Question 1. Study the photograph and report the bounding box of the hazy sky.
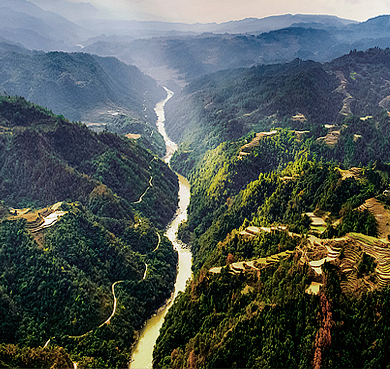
[31,0,390,23]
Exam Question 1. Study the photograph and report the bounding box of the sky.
[30,0,390,23]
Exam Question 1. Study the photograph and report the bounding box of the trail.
[153,233,161,252]
[98,281,124,328]
[143,264,148,280]
[133,157,156,204]
[43,278,126,369]
[66,281,124,339]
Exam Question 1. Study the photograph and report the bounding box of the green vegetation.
[154,258,318,368]
[0,344,73,368]
[0,97,180,367]
[166,48,390,175]
[165,58,341,175]
[154,143,390,367]
[0,95,178,228]
[154,256,390,368]
[154,49,390,367]
[0,206,178,367]
[180,125,388,270]
[6,46,390,368]
[103,114,166,157]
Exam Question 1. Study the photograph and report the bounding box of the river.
[129,87,192,369]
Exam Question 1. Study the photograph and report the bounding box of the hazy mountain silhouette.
[0,0,85,50]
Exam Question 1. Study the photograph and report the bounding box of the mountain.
[0,0,85,51]
[164,58,341,174]
[0,38,28,54]
[77,14,355,39]
[151,52,390,369]
[0,1,388,90]
[83,27,340,86]
[339,15,390,42]
[0,203,178,367]
[162,48,390,175]
[153,117,390,368]
[0,95,180,366]
[214,14,356,34]
[28,0,99,22]
[0,2,356,54]
[0,49,167,155]
[153,125,390,366]
[0,94,178,227]
[81,15,390,87]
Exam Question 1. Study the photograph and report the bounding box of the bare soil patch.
[126,133,141,140]
[337,167,364,180]
[238,130,278,159]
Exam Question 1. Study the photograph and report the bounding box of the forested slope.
[154,127,390,368]
[0,205,178,368]
[153,48,390,368]
[0,96,180,367]
[165,48,390,175]
[0,95,178,227]
[165,58,342,175]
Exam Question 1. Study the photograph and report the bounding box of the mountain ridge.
[0,94,178,227]
[0,48,167,156]
[163,48,390,176]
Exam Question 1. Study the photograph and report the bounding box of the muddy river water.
[129,88,192,368]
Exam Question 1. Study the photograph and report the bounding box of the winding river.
[129,88,192,369]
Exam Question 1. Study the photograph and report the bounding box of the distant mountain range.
[80,15,390,85]
[2,0,390,87]
[0,0,357,50]
[77,13,356,38]
[0,0,86,51]
[0,0,359,51]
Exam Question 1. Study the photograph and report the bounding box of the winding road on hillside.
[68,280,125,339]
[44,278,126,369]
[133,157,157,204]
[153,232,161,252]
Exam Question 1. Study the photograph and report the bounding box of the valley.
[2,3,390,368]
[130,89,192,369]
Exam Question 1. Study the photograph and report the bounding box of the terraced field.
[209,250,294,275]
[357,198,390,240]
[211,225,390,295]
[335,70,353,117]
[348,233,390,289]
[337,166,364,181]
[305,212,327,235]
[7,202,68,233]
